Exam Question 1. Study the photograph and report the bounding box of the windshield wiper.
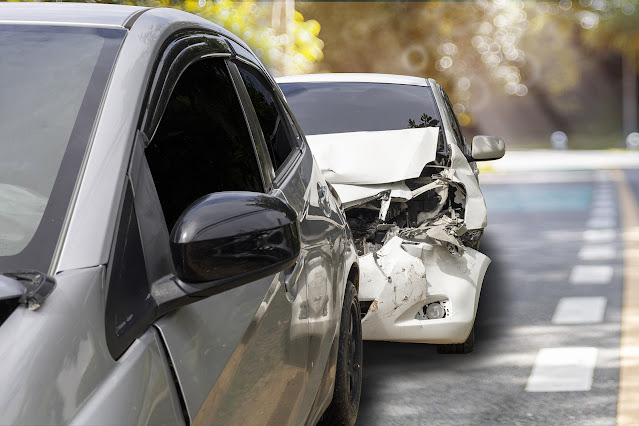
[0,270,56,310]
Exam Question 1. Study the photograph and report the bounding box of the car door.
[127,33,311,425]
[231,58,347,420]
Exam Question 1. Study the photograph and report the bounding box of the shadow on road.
[357,235,510,421]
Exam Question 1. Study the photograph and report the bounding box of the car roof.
[0,3,148,28]
[276,73,431,87]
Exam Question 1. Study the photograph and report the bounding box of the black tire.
[437,326,474,354]
[318,281,362,426]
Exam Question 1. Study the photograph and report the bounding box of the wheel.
[437,326,474,354]
[318,281,362,426]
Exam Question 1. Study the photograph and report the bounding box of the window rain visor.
[0,25,125,273]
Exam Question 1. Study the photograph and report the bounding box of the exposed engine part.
[461,229,484,249]
[345,174,467,256]
[447,243,462,257]
[347,208,380,241]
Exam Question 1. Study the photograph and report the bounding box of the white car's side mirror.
[471,135,506,161]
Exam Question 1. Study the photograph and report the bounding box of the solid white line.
[569,265,614,285]
[526,347,598,392]
[587,217,617,229]
[552,297,607,324]
[578,244,617,260]
[583,229,618,243]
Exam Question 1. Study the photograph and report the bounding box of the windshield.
[0,25,125,273]
[279,82,442,136]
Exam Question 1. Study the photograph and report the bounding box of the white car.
[277,73,505,353]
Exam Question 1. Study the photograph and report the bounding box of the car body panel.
[277,72,431,87]
[69,328,185,426]
[0,3,146,27]
[278,73,501,344]
[155,275,288,424]
[0,267,181,425]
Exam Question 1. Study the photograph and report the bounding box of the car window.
[145,58,263,232]
[279,82,442,136]
[236,62,296,173]
[0,25,124,273]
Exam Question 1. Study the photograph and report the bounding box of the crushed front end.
[307,127,492,345]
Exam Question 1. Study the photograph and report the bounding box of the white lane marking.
[592,200,616,209]
[583,229,618,243]
[593,191,615,198]
[590,209,617,218]
[595,170,612,181]
[552,297,607,324]
[586,217,617,228]
[578,244,617,260]
[526,347,598,392]
[569,265,614,284]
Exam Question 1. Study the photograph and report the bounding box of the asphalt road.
[356,169,635,425]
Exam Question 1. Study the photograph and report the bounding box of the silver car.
[0,4,362,425]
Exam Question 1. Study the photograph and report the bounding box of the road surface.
[356,167,639,425]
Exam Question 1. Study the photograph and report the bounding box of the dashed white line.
[526,347,598,392]
[592,201,616,210]
[583,229,618,243]
[586,217,617,229]
[552,297,607,324]
[569,265,614,284]
[578,244,617,260]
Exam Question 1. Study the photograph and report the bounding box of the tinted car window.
[237,63,295,172]
[279,82,442,136]
[145,59,263,232]
[0,25,124,272]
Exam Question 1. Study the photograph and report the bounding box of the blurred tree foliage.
[296,1,591,128]
[122,0,324,75]
[573,0,639,56]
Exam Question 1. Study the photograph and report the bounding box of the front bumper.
[359,236,490,344]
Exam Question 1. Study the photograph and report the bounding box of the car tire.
[318,281,362,426]
[437,326,474,354]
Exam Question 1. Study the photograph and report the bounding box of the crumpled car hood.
[306,127,439,186]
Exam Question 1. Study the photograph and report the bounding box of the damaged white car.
[278,73,505,353]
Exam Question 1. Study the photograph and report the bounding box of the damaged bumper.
[359,236,490,343]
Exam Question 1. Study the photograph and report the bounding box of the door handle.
[283,252,304,299]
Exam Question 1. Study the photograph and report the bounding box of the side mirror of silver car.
[471,135,506,161]
[151,192,301,317]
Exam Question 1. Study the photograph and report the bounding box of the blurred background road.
[356,153,639,425]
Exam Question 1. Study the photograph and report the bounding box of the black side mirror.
[152,192,301,316]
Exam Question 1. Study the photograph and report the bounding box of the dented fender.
[447,133,487,232]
